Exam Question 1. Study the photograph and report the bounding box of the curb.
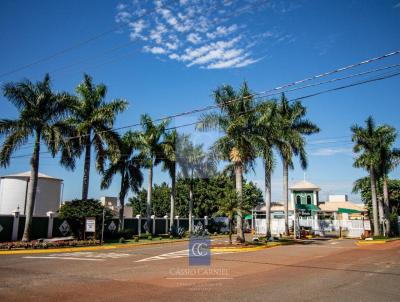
[0,235,230,255]
[0,239,190,255]
[356,240,386,245]
[210,242,286,253]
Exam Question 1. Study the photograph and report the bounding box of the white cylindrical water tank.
[0,171,63,216]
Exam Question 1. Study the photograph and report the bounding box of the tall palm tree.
[351,116,392,236]
[197,82,257,242]
[71,74,127,200]
[135,114,169,228]
[377,125,399,235]
[254,100,282,238]
[176,135,216,234]
[0,74,76,241]
[100,131,143,230]
[276,94,319,236]
[161,130,177,228]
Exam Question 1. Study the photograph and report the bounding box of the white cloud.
[206,24,238,39]
[187,33,202,44]
[310,148,353,156]
[143,46,166,54]
[129,20,147,40]
[114,1,292,69]
[116,3,127,11]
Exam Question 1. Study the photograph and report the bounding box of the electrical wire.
[6,69,400,160]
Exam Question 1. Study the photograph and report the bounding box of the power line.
[8,68,399,161]
[0,3,162,79]
[2,53,400,150]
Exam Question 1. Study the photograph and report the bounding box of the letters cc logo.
[191,242,208,257]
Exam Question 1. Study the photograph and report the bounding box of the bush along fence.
[0,211,215,242]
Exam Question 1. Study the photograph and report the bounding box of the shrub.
[133,237,139,242]
[58,199,113,240]
[119,237,126,244]
[147,235,153,240]
[0,239,100,250]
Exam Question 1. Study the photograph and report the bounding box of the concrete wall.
[0,177,61,216]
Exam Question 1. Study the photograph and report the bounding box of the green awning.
[295,204,320,212]
[338,208,363,214]
[244,214,252,219]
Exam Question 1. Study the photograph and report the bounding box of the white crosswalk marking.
[136,249,230,262]
[23,252,131,262]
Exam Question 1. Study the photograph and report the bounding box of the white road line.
[23,256,104,261]
[136,249,230,263]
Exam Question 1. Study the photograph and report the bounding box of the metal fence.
[254,218,369,238]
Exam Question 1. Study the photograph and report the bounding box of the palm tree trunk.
[22,131,41,242]
[382,175,391,235]
[146,161,153,232]
[169,164,176,229]
[118,172,125,232]
[283,159,289,236]
[81,132,91,201]
[188,179,193,234]
[228,218,232,245]
[264,161,272,238]
[370,166,380,236]
[378,197,385,235]
[235,163,245,243]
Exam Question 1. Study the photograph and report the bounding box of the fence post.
[175,216,180,229]
[136,215,141,237]
[164,215,168,234]
[46,211,55,239]
[151,215,156,235]
[11,210,20,241]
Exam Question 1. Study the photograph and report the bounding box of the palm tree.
[0,74,76,241]
[197,82,257,242]
[135,114,169,228]
[176,135,216,234]
[276,94,319,236]
[71,74,127,200]
[161,130,177,229]
[377,125,399,235]
[254,100,282,238]
[100,131,143,230]
[351,116,392,236]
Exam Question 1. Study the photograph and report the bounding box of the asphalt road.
[0,238,399,302]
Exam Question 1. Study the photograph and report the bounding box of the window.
[296,195,301,204]
[307,195,312,204]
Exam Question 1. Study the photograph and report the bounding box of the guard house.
[289,180,320,214]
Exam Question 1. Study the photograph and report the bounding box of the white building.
[0,171,63,216]
[254,180,366,219]
[100,196,133,218]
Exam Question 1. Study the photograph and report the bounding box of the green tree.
[254,100,282,237]
[58,199,112,239]
[176,135,216,234]
[100,131,143,231]
[351,116,395,236]
[134,114,169,226]
[161,130,178,228]
[0,74,76,241]
[71,74,127,200]
[353,177,400,235]
[276,94,319,235]
[197,82,258,242]
[377,126,399,235]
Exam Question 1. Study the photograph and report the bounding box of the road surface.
[0,238,399,301]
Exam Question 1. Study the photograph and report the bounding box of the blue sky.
[1,0,400,203]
